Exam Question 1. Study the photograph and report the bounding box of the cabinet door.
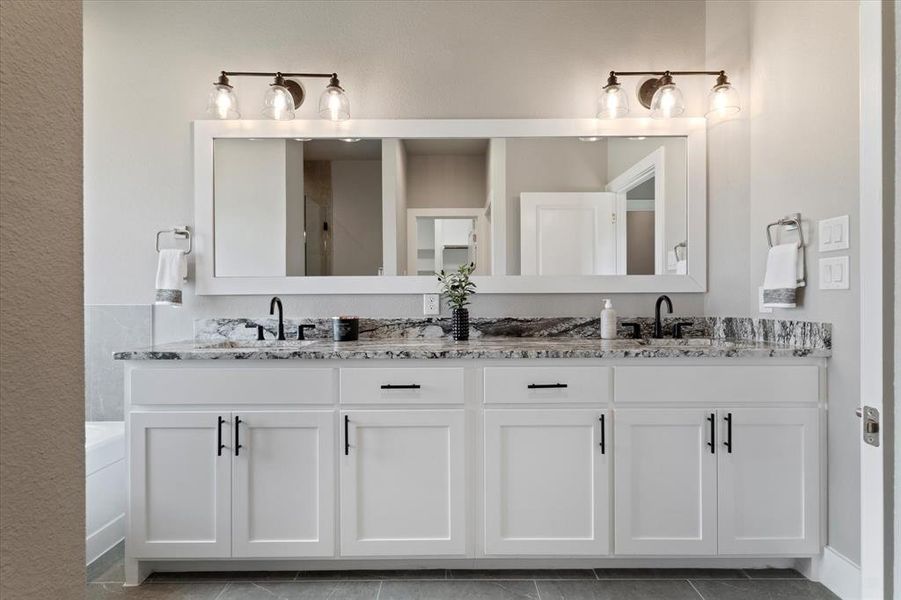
[717,408,820,555]
[129,412,231,558]
[340,410,465,556]
[614,409,717,555]
[484,409,609,555]
[232,411,335,557]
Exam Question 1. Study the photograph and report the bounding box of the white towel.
[155,249,187,306]
[762,243,804,308]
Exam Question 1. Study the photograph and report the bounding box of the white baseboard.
[87,513,125,566]
[801,546,861,600]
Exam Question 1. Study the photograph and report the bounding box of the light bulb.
[262,82,295,121]
[706,82,740,118]
[597,73,629,119]
[206,80,240,120]
[318,75,350,121]
[649,80,685,119]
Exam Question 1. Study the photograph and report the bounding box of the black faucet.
[269,296,286,341]
[653,294,673,338]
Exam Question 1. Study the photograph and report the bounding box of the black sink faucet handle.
[298,324,316,340]
[672,322,694,339]
[244,323,265,341]
[621,322,642,339]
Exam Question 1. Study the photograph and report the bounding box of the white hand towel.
[762,243,802,308]
[155,249,187,306]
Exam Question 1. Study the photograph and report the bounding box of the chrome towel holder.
[156,226,192,255]
[766,213,804,248]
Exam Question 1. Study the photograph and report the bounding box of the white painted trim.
[606,147,666,274]
[802,546,862,600]
[86,513,125,566]
[194,119,706,294]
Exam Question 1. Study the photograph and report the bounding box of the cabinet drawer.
[340,368,464,405]
[615,366,819,404]
[130,368,335,405]
[484,366,611,404]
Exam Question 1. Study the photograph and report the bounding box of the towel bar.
[156,226,192,255]
[766,214,804,248]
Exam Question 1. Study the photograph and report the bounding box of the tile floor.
[87,547,840,599]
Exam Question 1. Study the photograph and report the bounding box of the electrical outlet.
[819,256,850,290]
[818,215,850,252]
[423,294,440,315]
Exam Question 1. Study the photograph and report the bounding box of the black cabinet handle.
[724,412,732,453]
[527,383,568,389]
[599,414,606,454]
[380,384,421,390]
[234,415,243,456]
[707,413,715,454]
[344,415,350,455]
[217,416,226,456]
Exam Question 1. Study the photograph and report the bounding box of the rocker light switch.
[818,215,850,252]
[819,256,850,290]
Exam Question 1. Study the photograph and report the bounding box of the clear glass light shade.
[262,84,295,120]
[597,84,629,119]
[649,83,685,119]
[706,84,741,118]
[319,85,350,121]
[206,84,240,119]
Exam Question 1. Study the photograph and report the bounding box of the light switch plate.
[758,286,773,313]
[818,215,850,252]
[819,256,850,289]
[423,294,440,315]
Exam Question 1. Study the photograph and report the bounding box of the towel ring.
[766,214,804,248]
[156,226,192,255]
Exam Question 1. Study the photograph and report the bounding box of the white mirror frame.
[194,118,706,295]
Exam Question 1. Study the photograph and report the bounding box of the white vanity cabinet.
[339,410,466,556]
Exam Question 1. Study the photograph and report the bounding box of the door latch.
[856,406,880,447]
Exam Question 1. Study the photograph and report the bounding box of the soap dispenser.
[600,298,617,339]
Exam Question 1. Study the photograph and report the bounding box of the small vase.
[451,308,469,341]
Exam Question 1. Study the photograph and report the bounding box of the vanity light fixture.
[205,70,350,121]
[598,70,739,120]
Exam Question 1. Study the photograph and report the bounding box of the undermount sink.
[642,337,714,347]
[195,340,318,349]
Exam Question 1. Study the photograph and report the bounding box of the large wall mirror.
[195,119,706,294]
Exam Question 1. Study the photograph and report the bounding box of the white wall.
[83,0,710,334]
[331,160,383,276]
[748,0,861,564]
[285,140,305,276]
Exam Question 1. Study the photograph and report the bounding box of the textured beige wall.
[0,1,85,597]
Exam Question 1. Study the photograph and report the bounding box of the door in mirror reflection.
[410,217,479,276]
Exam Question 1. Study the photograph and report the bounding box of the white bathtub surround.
[86,421,125,566]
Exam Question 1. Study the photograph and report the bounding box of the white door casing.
[614,408,717,555]
[232,411,335,558]
[340,410,466,556]
[128,412,231,558]
[483,409,610,555]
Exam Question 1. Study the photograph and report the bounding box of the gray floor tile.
[380,580,539,600]
[146,571,297,583]
[537,580,702,600]
[741,568,805,579]
[449,569,595,580]
[594,568,747,580]
[86,582,226,599]
[690,579,840,600]
[218,581,380,599]
[295,569,447,580]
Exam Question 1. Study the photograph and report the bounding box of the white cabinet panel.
[717,408,820,555]
[232,411,335,557]
[340,368,464,405]
[484,409,610,555]
[129,412,231,558]
[483,366,612,404]
[340,410,466,556]
[614,409,717,555]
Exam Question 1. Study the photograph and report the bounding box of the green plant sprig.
[436,263,477,311]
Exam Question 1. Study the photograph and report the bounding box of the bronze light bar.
[208,70,349,121]
[599,69,738,119]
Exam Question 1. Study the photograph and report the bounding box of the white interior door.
[520,192,621,275]
[614,408,717,555]
[128,412,231,558]
[340,410,466,556]
[232,411,335,558]
[483,409,610,555]
[717,408,820,555]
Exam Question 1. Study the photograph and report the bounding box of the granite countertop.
[113,336,831,361]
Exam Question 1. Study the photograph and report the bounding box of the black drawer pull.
[707,413,715,454]
[527,383,568,389]
[217,416,226,456]
[344,415,350,455]
[599,414,606,454]
[380,384,421,390]
[724,412,733,453]
[234,415,243,456]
